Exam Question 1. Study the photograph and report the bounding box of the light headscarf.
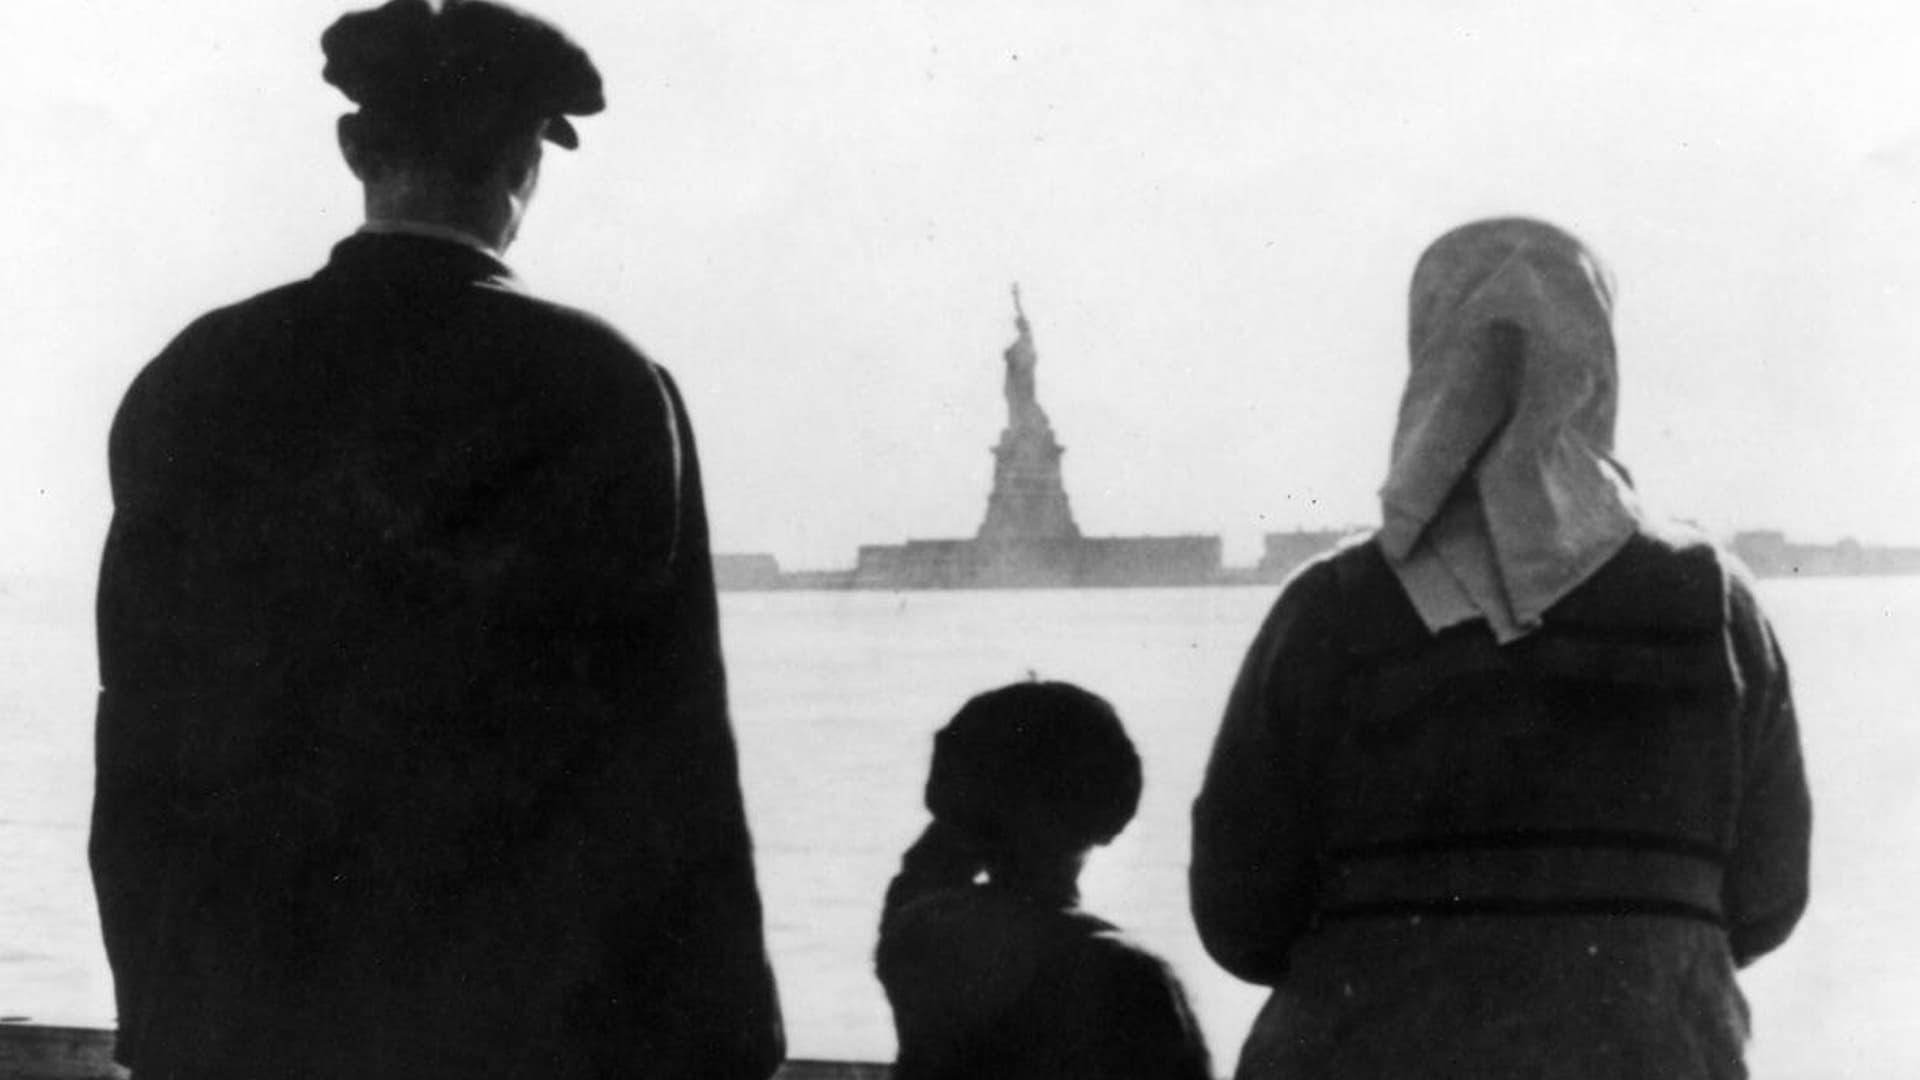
[1378,217,1642,642]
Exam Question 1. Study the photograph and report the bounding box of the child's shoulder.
[1059,910,1187,991]
[877,888,1052,1016]
[878,891,1144,997]
[1037,908,1214,1075]
[880,892,1210,1075]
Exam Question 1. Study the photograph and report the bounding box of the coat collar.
[322,231,521,293]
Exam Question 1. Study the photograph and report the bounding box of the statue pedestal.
[977,426,1079,542]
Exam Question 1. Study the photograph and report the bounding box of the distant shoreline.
[716,529,1920,592]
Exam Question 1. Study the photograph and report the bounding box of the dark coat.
[876,826,1212,1080]
[1190,528,1811,1080]
[90,234,783,1080]
[878,890,1212,1080]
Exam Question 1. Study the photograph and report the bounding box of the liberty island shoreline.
[718,529,1920,592]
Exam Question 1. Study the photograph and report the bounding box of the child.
[876,681,1212,1080]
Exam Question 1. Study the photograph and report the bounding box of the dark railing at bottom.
[0,1024,891,1080]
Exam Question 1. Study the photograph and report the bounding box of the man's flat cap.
[322,0,603,149]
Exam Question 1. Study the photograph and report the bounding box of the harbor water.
[2,575,1914,1074]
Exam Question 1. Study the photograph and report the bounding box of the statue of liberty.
[1002,283,1051,432]
[977,282,1078,543]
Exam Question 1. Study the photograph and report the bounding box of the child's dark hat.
[926,681,1143,851]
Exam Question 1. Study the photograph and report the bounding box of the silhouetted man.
[90,3,783,1076]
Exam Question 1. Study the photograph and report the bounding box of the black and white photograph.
[3,1,1912,1076]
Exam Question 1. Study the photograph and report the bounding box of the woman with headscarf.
[1189,218,1811,1078]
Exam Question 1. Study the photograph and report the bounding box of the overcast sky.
[8,0,1920,577]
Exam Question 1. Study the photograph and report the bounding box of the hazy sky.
[8,0,1920,577]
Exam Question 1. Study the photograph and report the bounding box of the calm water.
[3,575,1915,1075]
